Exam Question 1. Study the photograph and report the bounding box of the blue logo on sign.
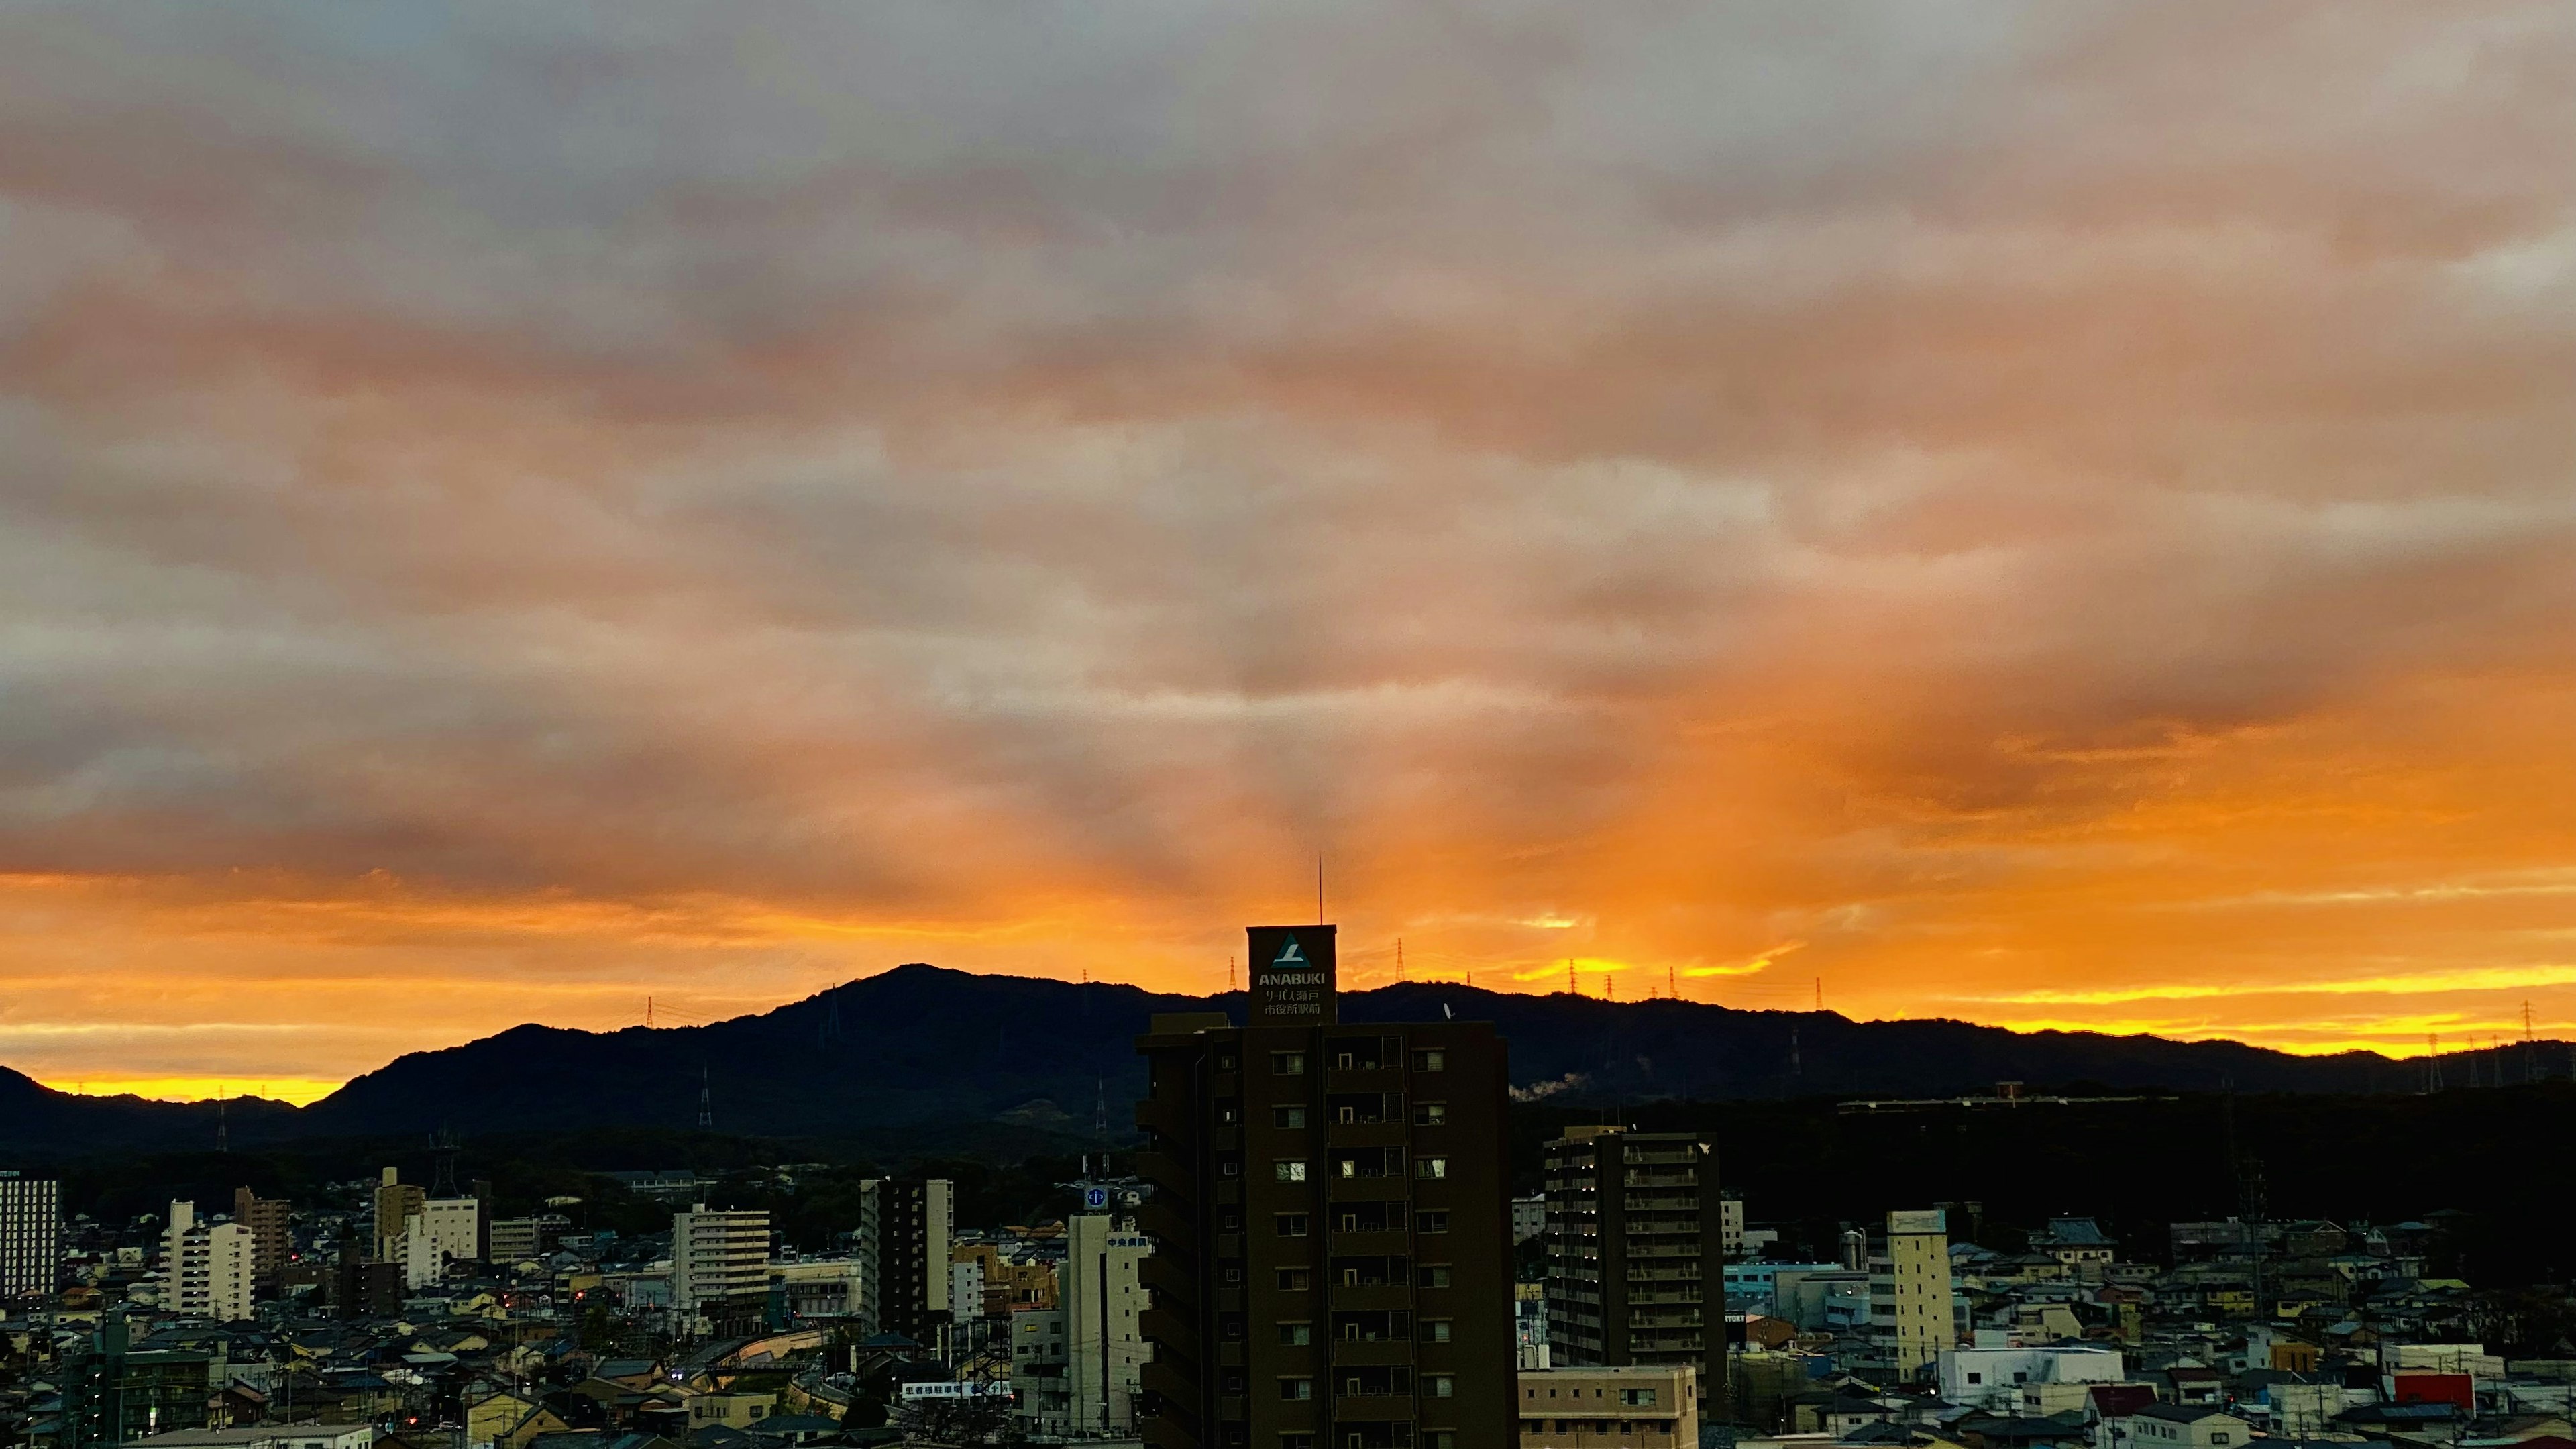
[1084,1187,1110,1209]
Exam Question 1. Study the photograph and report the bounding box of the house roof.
[2133,1405,2241,1425]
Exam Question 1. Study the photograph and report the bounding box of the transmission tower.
[696,1065,714,1130]
[431,1126,462,1195]
[2424,1033,2443,1094]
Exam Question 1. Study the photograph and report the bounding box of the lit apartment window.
[1413,1102,1446,1125]
[1417,1157,1448,1179]
[1273,1052,1307,1075]
[1280,1378,1314,1401]
[1279,1322,1312,1345]
[1275,1105,1308,1128]
[1426,1376,1454,1398]
[1411,1049,1445,1071]
[1423,1319,1452,1342]
[1276,1160,1309,1183]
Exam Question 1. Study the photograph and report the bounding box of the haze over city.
[5,4,2575,1102]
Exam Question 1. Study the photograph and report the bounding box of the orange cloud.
[1,6,2573,1093]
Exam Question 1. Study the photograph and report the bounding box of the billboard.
[1246,924,1336,1025]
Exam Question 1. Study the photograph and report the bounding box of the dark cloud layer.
[2,3,2573,1093]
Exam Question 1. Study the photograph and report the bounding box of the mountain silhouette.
[0,964,2461,1159]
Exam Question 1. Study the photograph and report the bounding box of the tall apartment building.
[858,1179,955,1347]
[1542,1126,1723,1407]
[162,1201,255,1322]
[672,1205,771,1335]
[232,1188,290,1297]
[1876,1209,1955,1377]
[372,1169,425,1260]
[0,1172,61,1299]
[1134,923,1517,1449]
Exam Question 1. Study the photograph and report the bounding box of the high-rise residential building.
[1134,923,1517,1449]
[372,1168,425,1260]
[231,1188,290,1297]
[0,1172,62,1299]
[859,1179,955,1347]
[1541,1126,1723,1404]
[672,1204,771,1336]
[162,1202,255,1322]
[1876,1208,1955,1377]
[1016,1213,1154,1436]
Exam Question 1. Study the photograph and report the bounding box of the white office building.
[421,1197,482,1263]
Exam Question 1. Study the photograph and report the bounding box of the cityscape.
[3,7,2573,1449]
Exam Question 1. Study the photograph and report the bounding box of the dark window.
[1277,1214,1310,1237]
[1278,1322,1312,1346]
[1413,1101,1446,1126]
[1411,1049,1445,1071]
[1277,1268,1310,1290]
[1273,1051,1307,1075]
[1274,1105,1308,1128]
[1415,1210,1450,1233]
[1279,1378,1313,1401]
[1417,1265,1451,1288]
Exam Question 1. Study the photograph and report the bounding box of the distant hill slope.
[0,965,2477,1157]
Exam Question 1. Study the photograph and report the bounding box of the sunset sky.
[5,5,2575,1103]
